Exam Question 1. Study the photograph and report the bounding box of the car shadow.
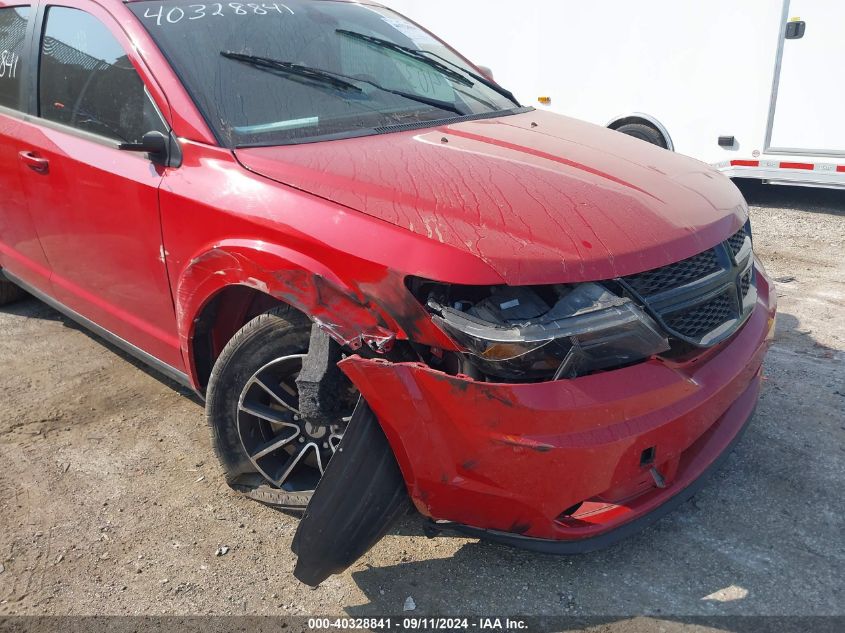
[343,309,844,622]
[735,179,845,217]
[0,296,202,406]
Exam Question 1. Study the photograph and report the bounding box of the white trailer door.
[768,0,845,154]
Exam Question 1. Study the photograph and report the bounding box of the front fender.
[175,239,404,384]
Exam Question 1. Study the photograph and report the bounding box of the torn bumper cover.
[338,273,776,549]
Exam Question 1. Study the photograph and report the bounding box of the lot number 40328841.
[142,3,295,26]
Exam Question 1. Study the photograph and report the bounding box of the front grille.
[741,269,753,298]
[666,292,735,339]
[727,229,748,258]
[620,227,757,347]
[624,249,721,296]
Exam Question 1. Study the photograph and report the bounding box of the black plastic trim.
[373,107,534,134]
[619,228,757,348]
[292,400,410,586]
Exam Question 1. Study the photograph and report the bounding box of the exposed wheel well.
[607,115,673,151]
[191,285,306,393]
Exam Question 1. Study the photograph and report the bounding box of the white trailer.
[382,0,845,190]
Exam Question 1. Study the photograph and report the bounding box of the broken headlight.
[425,283,670,381]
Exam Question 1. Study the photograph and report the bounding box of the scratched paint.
[236,109,747,286]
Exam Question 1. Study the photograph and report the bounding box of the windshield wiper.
[222,50,464,116]
[221,51,363,93]
[347,77,465,116]
[417,50,519,106]
[336,29,520,105]
[335,29,473,88]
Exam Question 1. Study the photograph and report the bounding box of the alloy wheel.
[236,355,346,494]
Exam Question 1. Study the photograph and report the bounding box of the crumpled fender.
[175,239,404,386]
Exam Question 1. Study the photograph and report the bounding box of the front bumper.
[339,270,777,546]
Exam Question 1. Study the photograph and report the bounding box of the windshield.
[129,1,523,147]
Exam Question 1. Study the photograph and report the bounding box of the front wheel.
[206,306,357,510]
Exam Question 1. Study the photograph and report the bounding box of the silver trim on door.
[1,271,193,389]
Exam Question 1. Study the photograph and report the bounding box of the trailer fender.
[607,113,675,152]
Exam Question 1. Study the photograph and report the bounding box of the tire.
[615,122,668,149]
[0,279,26,306]
[206,305,355,510]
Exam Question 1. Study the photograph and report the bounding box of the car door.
[0,2,53,290]
[768,0,845,153]
[15,0,183,370]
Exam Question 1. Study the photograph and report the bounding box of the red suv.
[0,0,776,585]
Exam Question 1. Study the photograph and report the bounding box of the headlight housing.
[423,282,670,381]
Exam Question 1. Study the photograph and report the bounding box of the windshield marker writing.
[142,3,293,26]
[0,51,19,80]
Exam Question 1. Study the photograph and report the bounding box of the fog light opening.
[640,446,657,467]
[558,502,584,519]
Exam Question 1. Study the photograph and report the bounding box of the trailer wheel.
[615,123,668,149]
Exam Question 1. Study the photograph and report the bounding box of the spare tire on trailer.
[615,122,668,149]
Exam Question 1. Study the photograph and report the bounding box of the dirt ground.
[0,181,842,624]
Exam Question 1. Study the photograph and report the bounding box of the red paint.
[238,111,747,286]
[340,275,776,540]
[730,160,760,167]
[779,162,815,170]
[838,166,845,173]
[0,0,778,549]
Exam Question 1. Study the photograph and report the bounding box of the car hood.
[235,110,747,285]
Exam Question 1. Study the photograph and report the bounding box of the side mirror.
[476,65,495,81]
[119,131,174,166]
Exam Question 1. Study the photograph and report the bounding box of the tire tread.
[205,305,311,503]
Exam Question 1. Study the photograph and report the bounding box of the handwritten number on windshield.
[0,50,20,80]
[142,3,294,26]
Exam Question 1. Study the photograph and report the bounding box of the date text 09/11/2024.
[307,618,529,630]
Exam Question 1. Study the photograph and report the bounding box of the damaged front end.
[418,280,670,382]
[290,282,678,586]
[291,231,773,587]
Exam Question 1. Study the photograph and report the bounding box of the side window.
[39,7,166,142]
[0,6,30,110]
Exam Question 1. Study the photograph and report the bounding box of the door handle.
[19,151,50,174]
[785,20,806,40]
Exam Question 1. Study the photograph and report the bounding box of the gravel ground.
[0,181,842,625]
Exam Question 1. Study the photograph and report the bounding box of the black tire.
[615,122,668,149]
[0,279,26,306]
[206,305,327,510]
